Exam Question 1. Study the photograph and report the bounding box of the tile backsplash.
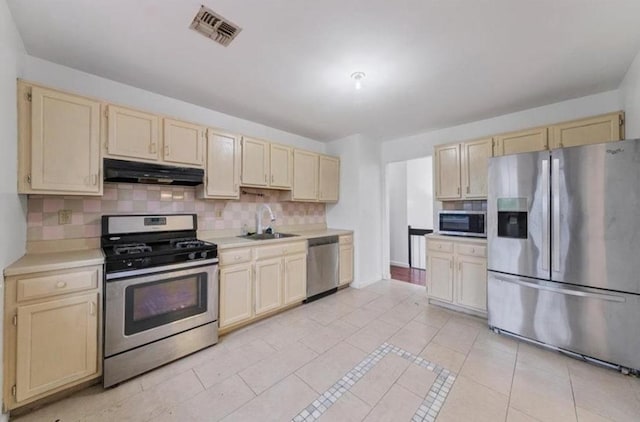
[27,183,326,241]
[441,200,487,211]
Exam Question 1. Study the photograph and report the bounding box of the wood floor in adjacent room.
[390,265,426,286]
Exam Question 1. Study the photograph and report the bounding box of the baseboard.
[350,278,383,289]
[390,261,409,268]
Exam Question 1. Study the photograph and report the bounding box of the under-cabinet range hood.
[103,159,204,186]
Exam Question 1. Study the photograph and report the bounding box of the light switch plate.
[58,209,72,225]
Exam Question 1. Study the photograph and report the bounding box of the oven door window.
[124,272,208,336]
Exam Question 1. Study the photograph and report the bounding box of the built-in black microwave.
[438,211,486,237]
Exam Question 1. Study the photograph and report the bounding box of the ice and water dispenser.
[497,198,528,239]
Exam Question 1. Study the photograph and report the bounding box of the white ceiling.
[8,0,640,142]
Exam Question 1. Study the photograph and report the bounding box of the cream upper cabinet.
[318,155,340,202]
[199,129,241,199]
[19,84,102,195]
[283,253,307,305]
[241,137,269,186]
[106,105,160,161]
[15,293,98,403]
[434,144,461,200]
[494,127,548,156]
[292,150,319,201]
[270,144,293,188]
[461,138,492,199]
[254,258,283,315]
[456,255,487,312]
[219,263,253,328]
[550,112,624,149]
[4,265,102,410]
[162,118,205,167]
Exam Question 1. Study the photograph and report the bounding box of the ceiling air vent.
[190,5,242,47]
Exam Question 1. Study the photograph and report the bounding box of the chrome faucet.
[256,204,276,234]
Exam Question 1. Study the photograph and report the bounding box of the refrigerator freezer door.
[553,139,640,294]
[487,151,550,280]
[488,271,640,370]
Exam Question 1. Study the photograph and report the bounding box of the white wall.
[406,156,433,230]
[387,162,408,267]
[20,55,326,153]
[621,49,640,138]
[326,134,384,287]
[0,1,26,420]
[381,90,622,164]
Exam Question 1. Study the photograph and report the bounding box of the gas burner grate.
[114,243,153,255]
[171,239,207,249]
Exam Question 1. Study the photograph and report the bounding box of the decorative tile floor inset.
[292,342,457,422]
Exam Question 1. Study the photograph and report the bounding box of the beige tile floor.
[13,279,640,422]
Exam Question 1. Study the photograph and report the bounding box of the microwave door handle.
[541,159,550,272]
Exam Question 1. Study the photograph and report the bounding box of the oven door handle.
[106,258,219,280]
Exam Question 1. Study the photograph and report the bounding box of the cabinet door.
[163,118,205,167]
[550,112,623,149]
[283,253,307,305]
[455,255,487,312]
[427,252,454,302]
[339,244,354,286]
[30,86,101,194]
[494,127,548,156]
[254,258,283,315]
[461,138,492,199]
[219,264,253,328]
[241,137,269,186]
[15,293,98,403]
[292,150,319,201]
[434,144,461,200]
[107,105,160,161]
[205,130,241,198]
[318,155,340,202]
[270,144,293,188]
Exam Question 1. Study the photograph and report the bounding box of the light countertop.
[425,233,487,244]
[4,249,105,277]
[203,228,353,250]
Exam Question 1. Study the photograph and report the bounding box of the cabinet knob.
[471,248,476,253]
[55,281,67,289]
[165,145,170,157]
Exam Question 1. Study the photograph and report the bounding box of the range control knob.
[200,251,208,259]
[188,252,196,260]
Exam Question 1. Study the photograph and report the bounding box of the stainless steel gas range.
[101,214,218,387]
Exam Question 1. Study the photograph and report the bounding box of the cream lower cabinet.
[4,265,102,410]
[219,263,253,328]
[254,258,283,315]
[18,82,102,195]
[218,241,307,331]
[426,237,487,315]
[339,234,354,286]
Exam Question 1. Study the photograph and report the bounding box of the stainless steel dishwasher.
[306,235,339,301]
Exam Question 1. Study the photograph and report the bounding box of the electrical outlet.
[58,209,72,225]
[215,209,223,218]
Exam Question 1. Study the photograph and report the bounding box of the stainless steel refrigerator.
[487,138,640,372]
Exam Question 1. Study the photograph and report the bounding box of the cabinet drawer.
[16,267,99,302]
[427,240,454,253]
[219,248,252,266]
[339,234,353,245]
[254,241,307,260]
[456,243,487,258]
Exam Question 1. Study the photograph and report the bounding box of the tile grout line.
[504,341,520,422]
[291,342,458,422]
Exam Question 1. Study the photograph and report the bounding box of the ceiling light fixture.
[351,72,366,90]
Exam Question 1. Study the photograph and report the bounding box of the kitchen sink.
[238,232,299,240]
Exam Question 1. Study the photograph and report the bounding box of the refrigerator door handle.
[541,159,550,272]
[552,158,561,271]
[492,274,626,303]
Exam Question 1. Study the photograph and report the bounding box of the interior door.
[487,151,550,280]
[552,139,640,294]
